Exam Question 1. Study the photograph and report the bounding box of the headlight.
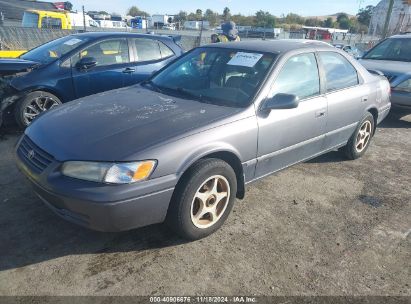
[61,160,157,184]
[394,79,411,93]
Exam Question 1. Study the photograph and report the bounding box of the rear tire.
[167,158,237,240]
[15,91,62,129]
[343,112,375,160]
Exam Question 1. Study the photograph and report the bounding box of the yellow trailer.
[22,10,72,30]
[0,50,27,58]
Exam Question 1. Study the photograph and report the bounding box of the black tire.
[343,112,375,160]
[167,158,237,240]
[15,91,62,129]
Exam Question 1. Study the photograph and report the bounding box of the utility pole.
[82,5,86,32]
[382,0,395,38]
[198,19,204,47]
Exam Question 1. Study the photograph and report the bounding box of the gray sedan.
[360,34,411,112]
[15,40,391,240]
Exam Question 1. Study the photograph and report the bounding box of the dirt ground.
[0,113,410,296]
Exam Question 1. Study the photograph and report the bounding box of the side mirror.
[76,57,97,70]
[262,93,299,111]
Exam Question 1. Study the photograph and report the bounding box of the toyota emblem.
[28,150,35,160]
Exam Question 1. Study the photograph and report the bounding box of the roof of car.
[203,39,334,54]
[72,31,176,42]
[389,33,411,39]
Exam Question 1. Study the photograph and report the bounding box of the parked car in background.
[333,44,363,58]
[0,32,183,128]
[16,40,391,240]
[359,34,411,112]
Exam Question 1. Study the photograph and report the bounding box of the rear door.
[317,51,368,149]
[255,52,327,178]
[71,38,131,98]
[124,38,176,86]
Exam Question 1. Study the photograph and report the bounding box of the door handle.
[315,109,326,118]
[122,67,135,73]
[361,96,368,102]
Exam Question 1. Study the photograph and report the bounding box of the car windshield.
[149,47,276,108]
[364,38,411,62]
[21,36,89,64]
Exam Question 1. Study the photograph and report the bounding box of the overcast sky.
[69,0,381,16]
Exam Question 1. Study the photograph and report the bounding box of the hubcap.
[23,96,60,126]
[190,175,230,229]
[355,120,372,153]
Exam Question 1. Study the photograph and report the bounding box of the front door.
[71,38,131,98]
[255,52,327,179]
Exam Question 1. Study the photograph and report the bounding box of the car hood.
[359,59,411,80]
[26,86,243,161]
[0,58,40,76]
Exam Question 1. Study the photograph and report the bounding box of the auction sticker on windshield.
[227,52,263,67]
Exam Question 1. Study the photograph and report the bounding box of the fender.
[176,141,243,177]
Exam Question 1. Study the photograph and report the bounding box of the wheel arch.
[176,148,246,200]
[23,86,65,102]
[366,107,378,133]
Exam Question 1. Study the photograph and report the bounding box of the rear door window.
[319,52,359,92]
[134,38,162,62]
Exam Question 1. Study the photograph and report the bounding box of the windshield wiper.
[174,87,204,101]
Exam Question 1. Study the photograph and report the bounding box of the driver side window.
[269,53,320,100]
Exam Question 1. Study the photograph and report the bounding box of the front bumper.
[15,136,177,232]
[31,178,174,232]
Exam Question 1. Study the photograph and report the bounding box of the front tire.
[15,91,62,129]
[167,159,237,240]
[343,112,375,160]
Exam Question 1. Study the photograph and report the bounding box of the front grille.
[17,136,53,174]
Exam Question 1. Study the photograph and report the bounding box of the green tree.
[196,9,203,20]
[323,17,334,28]
[336,13,349,23]
[255,10,276,28]
[285,13,304,25]
[174,11,187,23]
[232,14,255,26]
[338,18,351,29]
[223,7,231,21]
[336,13,351,29]
[357,5,374,26]
[305,18,322,27]
[127,6,149,17]
[204,9,219,27]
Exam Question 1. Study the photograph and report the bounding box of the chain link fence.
[0,25,381,53]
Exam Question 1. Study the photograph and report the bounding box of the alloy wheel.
[23,95,60,125]
[355,120,372,153]
[190,175,230,229]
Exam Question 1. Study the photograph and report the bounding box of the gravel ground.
[0,113,410,296]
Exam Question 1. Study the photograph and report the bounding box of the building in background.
[183,21,211,30]
[369,0,411,36]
